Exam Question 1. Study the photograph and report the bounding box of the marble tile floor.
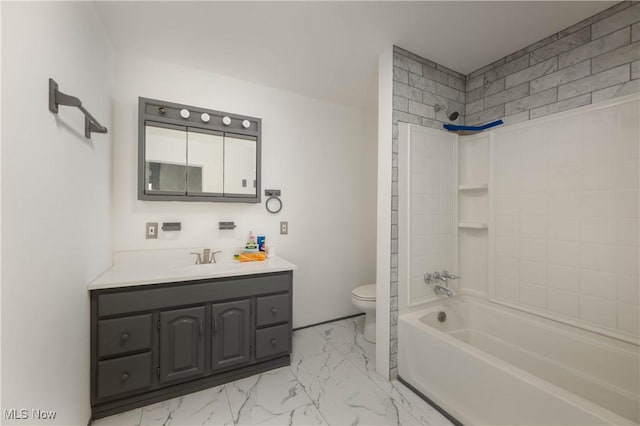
[93,316,453,426]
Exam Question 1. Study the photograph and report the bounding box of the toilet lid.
[352,284,376,301]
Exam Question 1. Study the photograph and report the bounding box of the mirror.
[224,134,257,195]
[187,129,224,195]
[139,98,261,203]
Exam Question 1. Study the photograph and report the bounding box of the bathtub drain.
[437,311,447,323]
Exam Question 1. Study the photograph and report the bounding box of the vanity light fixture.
[201,113,210,123]
[180,108,190,119]
[222,116,231,126]
[242,119,251,129]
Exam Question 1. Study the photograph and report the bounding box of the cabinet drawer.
[96,352,152,400]
[255,324,290,359]
[256,293,290,327]
[98,314,152,357]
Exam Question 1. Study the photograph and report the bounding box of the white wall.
[1,2,113,424]
[112,53,376,328]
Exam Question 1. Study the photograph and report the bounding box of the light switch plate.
[280,221,288,235]
[146,222,158,239]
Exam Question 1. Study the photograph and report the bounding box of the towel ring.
[265,195,282,214]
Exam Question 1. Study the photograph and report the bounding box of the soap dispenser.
[244,231,259,252]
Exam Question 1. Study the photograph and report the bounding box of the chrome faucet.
[424,270,460,297]
[190,249,222,264]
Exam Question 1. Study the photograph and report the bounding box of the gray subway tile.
[592,79,640,103]
[391,309,398,326]
[392,124,398,139]
[558,64,630,100]
[505,88,557,116]
[391,253,398,269]
[467,78,505,103]
[633,60,640,80]
[633,22,640,43]
[530,60,591,94]
[505,47,529,64]
[505,57,558,88]
[503,110,530,125]
[530,26,591,64]
[392,180,398,196]
[436,82,462,101]
[466,99,484,115]
[484,82,530,109]
[393,66,409,84]
[391,211,398,225]
[592,2,640,39]
[393,45,407,54]
[421,117,439,129]
[408,100,435,118]
[448,74,466,91]
[393,81,422,101]
[422,91,451,108]
[389,367,398,380]
[437,63,465,80]
[393,52,409,70]
[408,51,436,69]
[530,94,591,119]
[558,1,632,38]
[485,54,530,83]
[467,74,484,91]
[591,42,640,74]
[408,72,436,92]
[423,64,449,85]
[468,58,505,79]
[393,95,408,112]
[466,104,505,126]
[558,27,630,69]
[525,33,560,53]
[392,110,422,125]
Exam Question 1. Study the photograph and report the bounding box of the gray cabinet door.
[159,306,205,383]
[212,300,251,370]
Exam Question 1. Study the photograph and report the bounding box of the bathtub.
[398,296,639,425]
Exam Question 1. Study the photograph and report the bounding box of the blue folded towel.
[443,119,504,133]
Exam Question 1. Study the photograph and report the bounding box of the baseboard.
[293,312,365,331]
[397,376,464,426]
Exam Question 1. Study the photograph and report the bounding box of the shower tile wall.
[492,98,639,339]
[390,47,466,378]
[465,1,640,126]
[390,1,640,378]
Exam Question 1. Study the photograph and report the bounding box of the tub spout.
[433,284,454,297]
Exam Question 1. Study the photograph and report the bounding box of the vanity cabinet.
[90,271,292,420]
[159,306,206,384]
[211,299,251,370]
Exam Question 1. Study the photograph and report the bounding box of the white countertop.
[88,249,297,291]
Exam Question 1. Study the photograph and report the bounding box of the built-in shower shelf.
[458,183,488,191]
[458,222,488,229]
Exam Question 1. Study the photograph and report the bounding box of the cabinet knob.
[271,338,277,346]
[121,372,129,382]
[271,307,277,315]
[121,332,129,342]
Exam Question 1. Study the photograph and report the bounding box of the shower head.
[434,104,459,122]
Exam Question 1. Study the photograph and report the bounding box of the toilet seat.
[352,284,376,301]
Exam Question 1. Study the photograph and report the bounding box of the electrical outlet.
[146,222,158,239]
[280,221,288,235]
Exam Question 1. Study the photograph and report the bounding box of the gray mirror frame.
[138,97,261,203]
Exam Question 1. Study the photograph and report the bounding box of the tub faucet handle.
[424,273,433,284]
[442,271,460,280]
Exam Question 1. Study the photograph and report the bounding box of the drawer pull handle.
[271,338,277,346]
[271,308,277,314]
[121,372,129,382]
[121,332,129,342]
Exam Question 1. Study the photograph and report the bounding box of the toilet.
[351,284,376,343]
